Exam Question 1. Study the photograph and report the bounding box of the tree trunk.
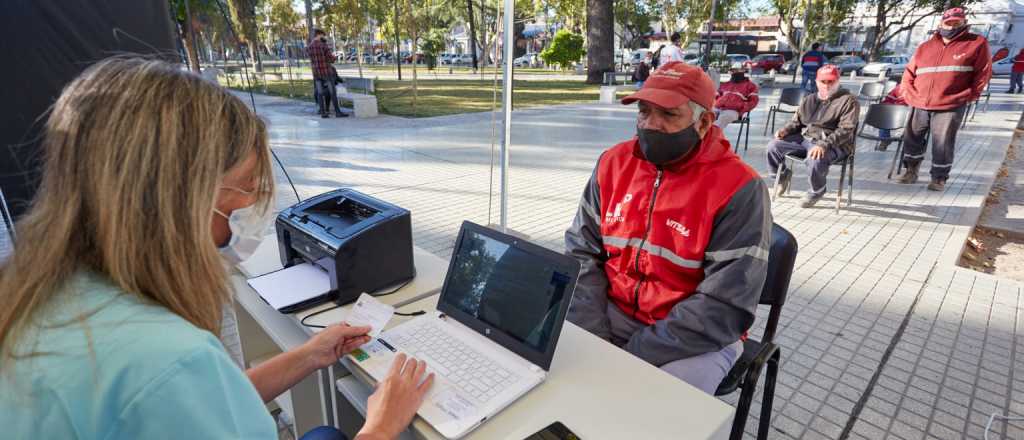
[867,0,888,62]
[304,0,315,40]
[467,0,478,70]
[586,0,614,84]
[182,0,201,73]
[394,2,402,80]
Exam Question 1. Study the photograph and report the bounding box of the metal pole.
[499,0,514,231]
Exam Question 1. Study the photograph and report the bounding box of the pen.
[377,338,396,352]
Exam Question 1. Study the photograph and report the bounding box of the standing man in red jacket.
[1009,48,1024,94]
[564,61,771,394]
[899,8,992,191]
[713,67,760,128]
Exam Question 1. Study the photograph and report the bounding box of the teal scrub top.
[0,269,277,439]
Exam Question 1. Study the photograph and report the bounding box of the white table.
[231,234,449,437]
[337,295,735,440]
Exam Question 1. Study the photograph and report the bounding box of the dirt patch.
[959,140,1024,282]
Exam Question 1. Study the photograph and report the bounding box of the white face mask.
[215,187,275,265]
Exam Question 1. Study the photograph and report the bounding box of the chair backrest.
[858,82,886,100]
[861,103,911,131]
[882,80,898,95]
[779,88,805,107]
[760,223,797,343]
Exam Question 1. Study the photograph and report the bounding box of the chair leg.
[771,167,783,202]
[744,118,751,154]
[730,378,757,440]
[836,161,847,214]
[756,350,782,440]
[848,156,854,207]
[763,107,774,135]
[888,140,903,179]
[735,121,743,154]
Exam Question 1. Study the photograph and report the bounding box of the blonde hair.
[0,57,274,362]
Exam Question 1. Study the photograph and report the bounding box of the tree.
[614,0,659,50]
[539,0,585,33]
[260,0,302,45]
[771,0,855,80]
[170,0,214,72]
[585,0,613,84]
[227,0,265,71]
[540,30,585,70]
[861,0,981,61]
[421,28,446,69]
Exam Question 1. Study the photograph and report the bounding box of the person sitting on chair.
[713,67,759,128]
[564,61,771,395]
[767,64,860,208]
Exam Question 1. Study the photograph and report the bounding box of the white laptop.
[346,221,580,439]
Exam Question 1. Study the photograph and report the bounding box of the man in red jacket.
[1009,48,1024,94]
[713,67,760,128]
[564,61,771,394]
[899,7,992,191]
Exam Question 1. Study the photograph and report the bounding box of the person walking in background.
[659,33,687,65]
[801,43,827,93]
[898,7,991,191]
[1009,48,1024,94]
[307,29,346,118]
[651,45,665,70]
[633,53,651,88]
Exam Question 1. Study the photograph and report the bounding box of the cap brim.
[942,16,965,24]
[621,88,687,108]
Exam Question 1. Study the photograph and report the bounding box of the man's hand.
[299,323,372,371]
[774,129,786,140]
[357,354,435,440]
[808,145,826,160]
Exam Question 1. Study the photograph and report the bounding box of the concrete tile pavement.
[240,78,1024,439]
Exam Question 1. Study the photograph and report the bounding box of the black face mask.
[637,125,703,166]
[938,25,967,40]
[320,36,327,42]
[730,73,746,83]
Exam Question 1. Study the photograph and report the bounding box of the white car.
[726,54,751,69]
[862,55,910,78]
[992,56,1014,76]
[452,54,474,64]
[513,53,538,67]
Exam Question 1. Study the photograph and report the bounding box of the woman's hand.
[300,323,372,371]
[357,354,435,440]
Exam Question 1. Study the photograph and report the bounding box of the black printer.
[275,189,415,307]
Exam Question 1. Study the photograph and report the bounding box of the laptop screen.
[438,222,579,370]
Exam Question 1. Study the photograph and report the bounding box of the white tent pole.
[499,0,514,232]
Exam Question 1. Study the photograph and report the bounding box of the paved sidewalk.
[242,78,1024,440]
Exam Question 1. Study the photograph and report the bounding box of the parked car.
[682,53,703,65]
[627,49,650,69]
[992,56,1014,76]
[513,53,538,67]
[744,54,786,72]
[862,55,910,78]
[830,55,867,74]
[439,53,455,65]
[725,54,751,69]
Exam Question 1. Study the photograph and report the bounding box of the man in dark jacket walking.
[899,7,991,191]
[767,64,860,208]
[307,29,346,118]
[564,61,771,395]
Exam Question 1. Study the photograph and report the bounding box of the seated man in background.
[877,80,907,151]
[713,67,759,128]
[767,64,860,208]
[565,61,771,395]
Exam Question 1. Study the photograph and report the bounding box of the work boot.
[320,112,329,118]
[927,178,947,192]
[800,192,824,208]
[898,163,919,184]
[335,111,349,118]
[773,168,792,198]
[876,140,892,151]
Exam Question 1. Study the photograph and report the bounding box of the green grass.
[220,62,568,77]
[230,77,631,118]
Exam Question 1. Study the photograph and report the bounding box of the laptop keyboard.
[390,320,521,403]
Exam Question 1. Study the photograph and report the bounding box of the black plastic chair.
[764,88,805,135]
[715,223,797,440]
[772,135,856,214]
[968,86,992,122]
[882,80,899,95]
[857,82,886,104]
[734,112,752,155]
[854,104,911,179]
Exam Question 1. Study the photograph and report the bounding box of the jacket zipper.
[925,36,952,108]
[632,169,663,318]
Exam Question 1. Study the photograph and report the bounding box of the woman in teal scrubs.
[0,57,433,440]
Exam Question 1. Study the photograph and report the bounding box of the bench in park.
[603,71,633,86]
[338,76,378,118]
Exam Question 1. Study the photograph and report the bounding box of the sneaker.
[320,113,329,118]
[898,164,919,184]
[876,140,891,151]
[773,169,792,198]
[800,192,824,208]
[927,178,947,191]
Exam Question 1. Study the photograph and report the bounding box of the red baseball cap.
[817,64,840,81]
[942,7,966,24]
[621,61,715,111]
